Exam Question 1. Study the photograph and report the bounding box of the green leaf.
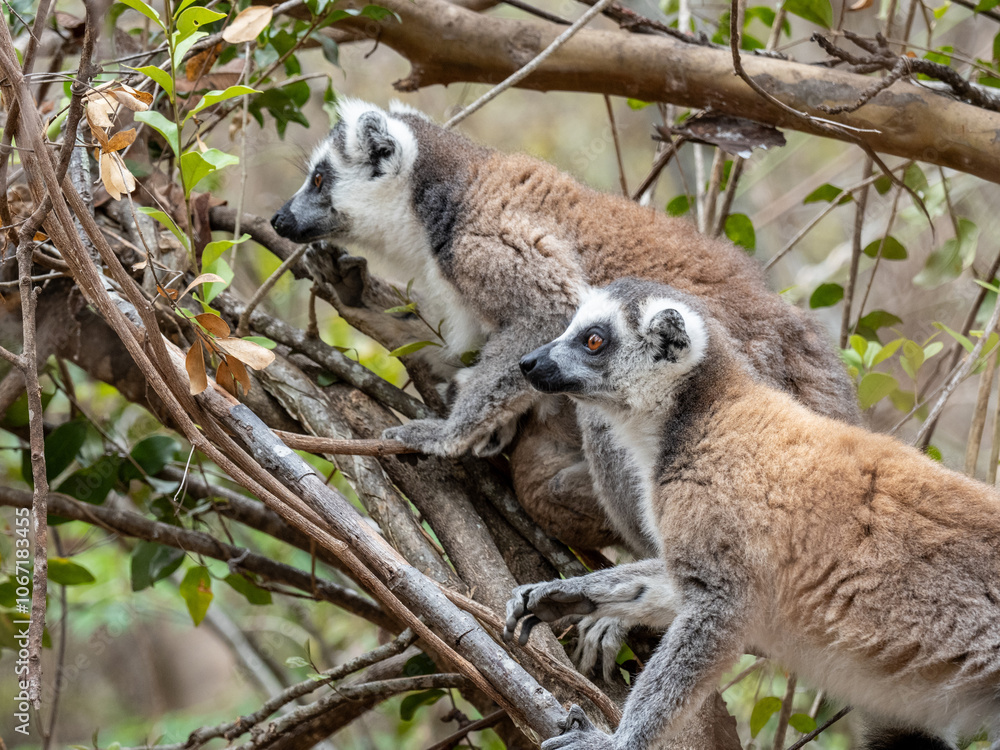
[134,110,180,156]
[903,163,928,194]
[43,419,88,483]
[174,0,201,15]
[863,236,907,260]
[202,233,251,269]
[132,541,181,591]
[56,455,121,505]
[242,336,277,349]
[871,338,905,366]
[858,372,899,409]
[913,219,979,289]
[176,7,226,38]
[388,340,442,358]
[384,302,418,315]
[627,98,652,110]
[172,30,208,70]
[202,257,233,303]
[788,713,817,734]
[48,558,96,586]
[724,213,756,253]
[138,207,189,250]
[188,85,260,120]
[224,573,272,605]
[399,689,446,721]
[809,283,843,309]
[925,445,943,461]
[179,565,213,626]
[180,148,240,197]
[403,652,438,676]
[133,65,174,100]
[750,696,782,738]
[873,174,893,194]
[858,309,903,332]
[803,183,843,204]
[666,195,691,216]
[975,279,1000,294]
[120,435,179,482]
[900,340,925,380]
[934,322,975,353]
[783,0,833,26]
[924,341,944,358]
[285,655,311,668]
[117,0,164,29]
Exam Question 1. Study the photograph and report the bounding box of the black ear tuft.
[357,111,397,175]
[649,308,690,362]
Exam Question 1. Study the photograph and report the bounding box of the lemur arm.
[504,560,679,682]
[383,321,559,456]
[304,243,435,354]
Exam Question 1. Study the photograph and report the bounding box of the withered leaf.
[849,0,874,9]
[222,6,273,43]
[109,85,153,111]
[657,114,786,158]
[216,359,237,396]
[228,356,252,394]
[84,91,118,128]
[33,232,48,242]
[85,105,113,144]
[180,272,226,299]
[156,283,179,300]
[185,42,224,82]
[195,312,231,338]
[186,341,208,395]
[104,128,137,154]
[216,337,276,370]
[99,151,137,200]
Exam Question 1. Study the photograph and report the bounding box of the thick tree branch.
[325,0,1000,183]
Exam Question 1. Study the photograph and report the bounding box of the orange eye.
[587,333,604,352]
[313,172,323,188]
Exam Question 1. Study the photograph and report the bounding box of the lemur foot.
[304,242,369,307]
[542,706,615,750]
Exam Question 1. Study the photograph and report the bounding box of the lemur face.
[271,99,420,244]
[519,279,708,408]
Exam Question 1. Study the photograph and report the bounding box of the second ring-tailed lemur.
[507,278,1000,750]
[270,98,860,554]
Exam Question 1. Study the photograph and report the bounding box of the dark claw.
[518,615,543,646]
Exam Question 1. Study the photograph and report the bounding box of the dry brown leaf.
[105,128,137,154]
[848,0,873,9]
[132,259,148,271]
[33,232,47,242]
[228,356,251,393]
[195,312,231,338]
[156,283,179,300]
[99,151,137,200]
[84,91,118,128]
[85,108,112,147]
[215,337,275,370]
[216,359,237,396]
[186,341,208,395]
[222,6,273,43]
[180,272,226,299]
[185,42,223,81]
[109,85,153,111]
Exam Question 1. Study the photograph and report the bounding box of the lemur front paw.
[542,706,615,750]
[382,419,465,457]
[504,579,599,645]
[304,242,369,307]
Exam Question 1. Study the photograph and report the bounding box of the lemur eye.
[587,333,604,352]
[313,172,323,189]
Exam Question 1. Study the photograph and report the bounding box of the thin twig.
[785,706,851,750]
[274,432,418,457]
[840,157,872,349]
[964,345,997,476]
[989,352,1000,484]
[771,673,797,750]
[444,0,617,128]
[913,293,1000,447]
[631,136,686,201]
[426,709,506,750]
[720,656,766,692]
[604,95,628,197]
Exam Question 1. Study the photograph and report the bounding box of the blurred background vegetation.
[2,0,1000,745]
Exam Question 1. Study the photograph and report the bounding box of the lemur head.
[519,279,709,410]
[270,99,426,244]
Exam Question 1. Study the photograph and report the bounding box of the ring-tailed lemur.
[506,278,1000,750]
[270,99,861,554]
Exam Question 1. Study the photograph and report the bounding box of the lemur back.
[271,100,860,552]
[510,279,1000,749]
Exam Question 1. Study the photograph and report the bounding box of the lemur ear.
[647,308,691,362]
[356,111,398,174]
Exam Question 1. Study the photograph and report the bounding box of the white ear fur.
[336,98,418,176]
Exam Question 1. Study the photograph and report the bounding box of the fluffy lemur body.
[271,99,860,554]
[507,278,1000,750]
